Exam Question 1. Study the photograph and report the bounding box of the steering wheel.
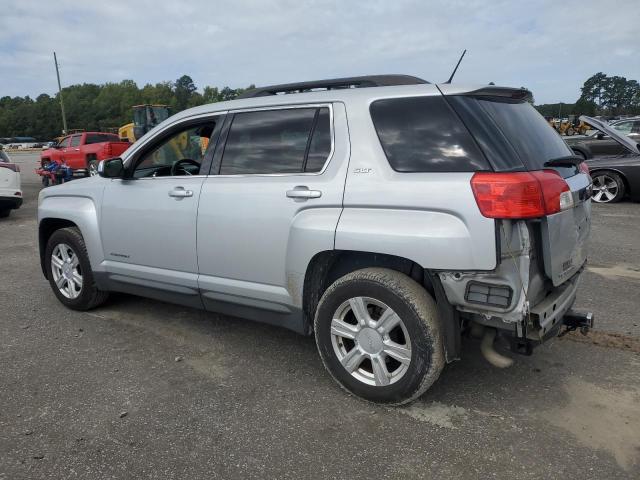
[171,158,201,176]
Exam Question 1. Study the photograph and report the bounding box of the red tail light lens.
[471,170,571,219]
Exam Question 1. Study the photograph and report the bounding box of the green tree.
[174,75,196,110]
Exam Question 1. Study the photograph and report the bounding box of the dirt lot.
[1,152,639,479]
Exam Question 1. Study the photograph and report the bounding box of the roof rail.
[237,75,429,99]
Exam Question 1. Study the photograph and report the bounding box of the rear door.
[196,103,349,325]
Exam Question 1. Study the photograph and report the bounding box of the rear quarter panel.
[337,94,497,270]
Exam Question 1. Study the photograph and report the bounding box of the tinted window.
[86,133,119,144]
[305,108,332,172]
[58,137,71,148]
[370,96,489,172]
[220,108,317,175]
[70,135,82,147]
[448,96,575,177]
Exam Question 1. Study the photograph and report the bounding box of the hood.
[580,115,640,155]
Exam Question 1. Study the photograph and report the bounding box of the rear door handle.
[286,186,322,199]
[169,187,193,198]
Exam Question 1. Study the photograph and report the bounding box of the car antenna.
[444,49,467,84]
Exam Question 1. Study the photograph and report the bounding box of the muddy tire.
[314,268,444,405]
[45,227,109,310]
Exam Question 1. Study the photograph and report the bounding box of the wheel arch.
[38,196,105,280]
[302,250,460,362]
[38,218,77,278]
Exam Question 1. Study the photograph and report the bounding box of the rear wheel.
[0,209,10,218]
[86,155,98,177]
[592,171,625,203]
[314,268,444,405]
[45,227,109,310]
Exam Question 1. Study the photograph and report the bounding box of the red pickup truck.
[41,132,130,175]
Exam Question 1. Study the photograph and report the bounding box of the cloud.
[1,0,638,103]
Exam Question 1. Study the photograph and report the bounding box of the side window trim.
[301,108,321,173]
[212,103,334,177]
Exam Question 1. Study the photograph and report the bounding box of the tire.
[45,227,109,310]
[86,155,98,177]
[314,268,444,405]
[0,209,10,218]
[42,176,50,187]
[591,171,626,203]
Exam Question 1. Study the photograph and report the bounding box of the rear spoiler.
[464,87,532,102]
[437,84,533,102]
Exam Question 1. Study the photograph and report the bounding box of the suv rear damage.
[436,86,594,365]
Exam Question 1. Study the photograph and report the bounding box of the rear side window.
[447,96,575,176]
[370,96,489,172]
[220,107,332,175]
[86,133,119,144]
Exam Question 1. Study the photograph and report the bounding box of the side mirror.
[98,157,124,178]
[596,133,607,140]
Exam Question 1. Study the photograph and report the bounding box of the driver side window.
[134,122,215,176]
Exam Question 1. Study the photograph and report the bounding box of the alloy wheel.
[330,297,411,387]
[592,174,619,203]
[50,243,83,299]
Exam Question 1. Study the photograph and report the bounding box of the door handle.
[168,187,193,198]
[74,148,80,151]
[286,186,322,199]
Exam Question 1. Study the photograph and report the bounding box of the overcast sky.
[1,0,637,104]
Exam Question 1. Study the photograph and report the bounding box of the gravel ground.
[1,152,639,479]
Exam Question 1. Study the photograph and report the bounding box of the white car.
[0,149,22,217]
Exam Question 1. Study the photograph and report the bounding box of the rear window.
[86,133,119,144]
[447,96,576,176]
[370,96,490,172]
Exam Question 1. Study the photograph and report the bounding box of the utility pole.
[53,52,68,135]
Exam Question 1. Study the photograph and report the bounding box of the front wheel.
[314,268,444,405]
[45,227,109,310]
[592,171,625,203]
[0,209,10,218]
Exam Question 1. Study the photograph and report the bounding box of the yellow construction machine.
[118,105,171,143]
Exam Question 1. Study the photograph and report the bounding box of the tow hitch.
[560,310,594,336]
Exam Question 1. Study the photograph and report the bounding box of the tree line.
[0,75,254,140]
[535,72,640,118]
[2,72,638,140]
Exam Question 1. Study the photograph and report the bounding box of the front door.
[100,117,220,307]
[197,104,350,331]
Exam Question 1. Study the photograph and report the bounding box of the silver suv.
[38,75,594,404]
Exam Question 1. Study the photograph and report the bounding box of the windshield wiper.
[544,155,584,167]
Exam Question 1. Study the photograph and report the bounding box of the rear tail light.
[471,170,572,219]
[0,163,19,172]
